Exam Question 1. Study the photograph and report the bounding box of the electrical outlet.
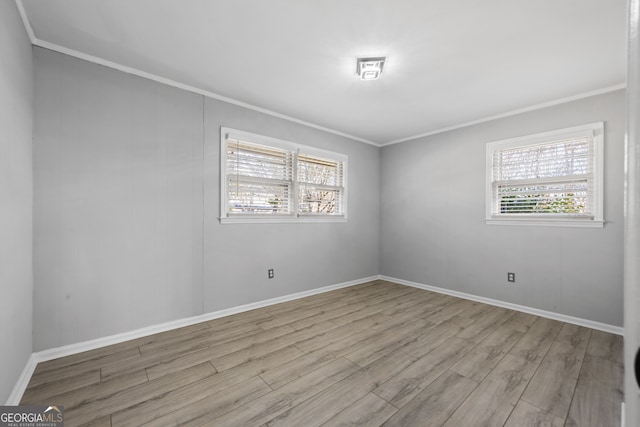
[268,269,274,279]
[507,272,515,283]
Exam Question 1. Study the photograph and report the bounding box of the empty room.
[2,0,639,426]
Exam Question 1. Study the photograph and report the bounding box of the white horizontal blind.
[492,136,594,217]
[221,128,348,222]
[297,153,345,215]
[226,138,294,215]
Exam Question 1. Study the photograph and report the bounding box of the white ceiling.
[18,0,626,146]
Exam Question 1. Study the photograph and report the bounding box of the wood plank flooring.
[20,280,624,426]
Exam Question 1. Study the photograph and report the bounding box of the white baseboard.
[6,354,38,405]
[8,273,622,405]
[7,275,378,404]
[379,275,623,336]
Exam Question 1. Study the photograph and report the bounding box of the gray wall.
[203,98,380,311]
[381,90,625,327]
[33,48,204,351]
[0,1,34,402]
[33,48,380,351]
[29,32,623,358]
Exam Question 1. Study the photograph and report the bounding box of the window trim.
[220,127,348,224]
[485,122,604,228]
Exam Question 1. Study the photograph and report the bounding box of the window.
[220,128,347,223]
[486,122,604,227]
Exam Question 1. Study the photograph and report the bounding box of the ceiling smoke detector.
[356,57,385,80]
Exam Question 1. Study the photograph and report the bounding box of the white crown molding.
[381,83,627,146]
[14,1,377,147]
[380,275,623,335]
[15,0,627,149]
[35,39,380,147]
[14,0,35,42]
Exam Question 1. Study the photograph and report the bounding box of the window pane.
[298,186,341,214]
[297,153,344,215]
[495,138,591,181]
[227,179,291,214]
[298,155,342,186]
[227,140,293,181]
[498,181,589,215]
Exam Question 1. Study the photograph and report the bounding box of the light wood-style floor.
[21,280,624,426]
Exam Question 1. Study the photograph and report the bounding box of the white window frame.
[220,127,348,224]
[485,122,604,228]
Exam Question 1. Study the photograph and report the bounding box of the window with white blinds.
[486,122,604,227]
[221,128,347,223]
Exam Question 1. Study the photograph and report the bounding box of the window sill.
[219,216,347,224]
[486,217,604,228]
